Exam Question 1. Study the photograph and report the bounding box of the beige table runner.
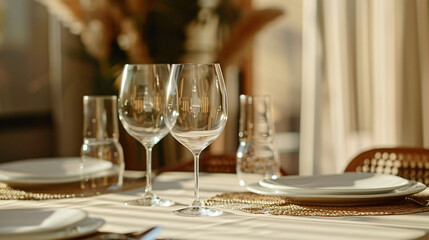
[3,170,429,218]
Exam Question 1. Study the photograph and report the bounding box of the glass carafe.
[81,95,124,191]
[236,95,280,187]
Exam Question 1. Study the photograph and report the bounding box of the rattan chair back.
[159,153,288,175]
[345,147,429,185]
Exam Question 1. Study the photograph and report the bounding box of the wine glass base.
[124,198,175,207]
[173,207,223,217]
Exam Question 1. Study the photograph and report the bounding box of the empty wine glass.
[118,64,174,206]
[165,63,228,217]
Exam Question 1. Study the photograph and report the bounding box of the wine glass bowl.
[165,63,228,216]
[118,64,174,207]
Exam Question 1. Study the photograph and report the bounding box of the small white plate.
[0,208,87,235]
[259,173,410,195]
[247,181,426,206]
[1,217,104,240]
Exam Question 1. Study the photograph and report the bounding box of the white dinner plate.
[0,208,87,235]
[0,157,114,186]
[0,217,104,240]
[259,173,410,195]
[0,157,112,179]
[247,181,426,206]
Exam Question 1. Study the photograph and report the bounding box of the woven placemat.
[205,190,429,217]
[0,177,146,200]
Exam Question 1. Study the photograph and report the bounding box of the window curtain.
[300,0,429,175]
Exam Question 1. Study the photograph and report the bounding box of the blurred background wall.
[0,1,54,160]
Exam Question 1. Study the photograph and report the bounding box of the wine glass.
[118,64,174,206]
[165,63,228,216]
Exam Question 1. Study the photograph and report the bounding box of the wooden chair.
[158,153,288,175]
[345,147,429,185]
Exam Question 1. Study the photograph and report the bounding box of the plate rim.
[0,168,119,186]
[259,172,410,194]
[246,181,426,206]
[0,217,104,240]
[0,157,112,179]
[0,157,117,186]
[0,208,88,235]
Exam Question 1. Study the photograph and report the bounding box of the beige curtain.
[300,0,429,175]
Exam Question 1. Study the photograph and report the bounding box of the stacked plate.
[0,157,113,187]
[246,172,427,206]
[0,208,104,240]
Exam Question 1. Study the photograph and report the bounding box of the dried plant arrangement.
[37,0,283,90]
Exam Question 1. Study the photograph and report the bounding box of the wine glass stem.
[192,153,203,207]
[145,146,153,195]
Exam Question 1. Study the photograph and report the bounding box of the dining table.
[2,171,429,240]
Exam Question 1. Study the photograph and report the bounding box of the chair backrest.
[345,147,429,185]
[158,153,237,174]
[158,153,288,175]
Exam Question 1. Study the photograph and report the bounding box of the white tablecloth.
[2,172,429,240]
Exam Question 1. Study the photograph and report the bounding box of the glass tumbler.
[81,95,125,191]
[236,95,280,187]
